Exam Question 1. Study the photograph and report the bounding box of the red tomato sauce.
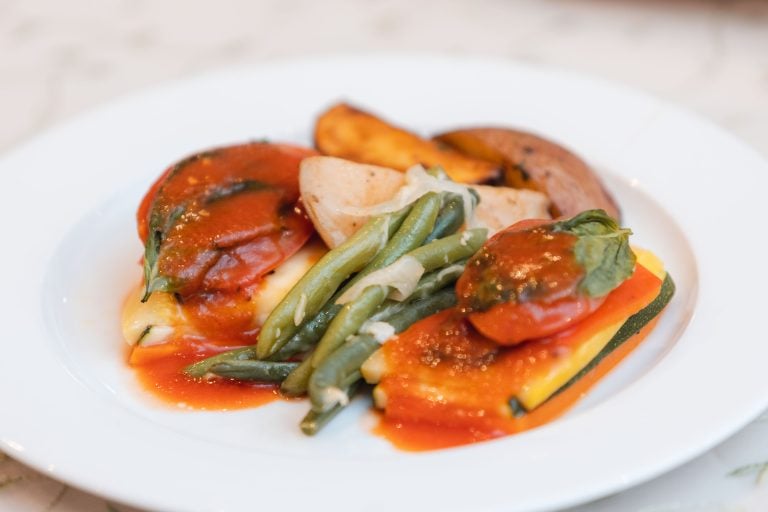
[129,337,279,410]
[375,264,663,451]
[457,221,605,345]
[129,142,317,409]
[138,142,316,297]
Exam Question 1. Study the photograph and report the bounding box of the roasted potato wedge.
[300,156,550,248]
[435,128,620,220]
[314,104,500,184]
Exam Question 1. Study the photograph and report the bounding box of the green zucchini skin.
[510,273,676,415]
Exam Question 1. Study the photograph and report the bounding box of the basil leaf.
[552,209,635,298]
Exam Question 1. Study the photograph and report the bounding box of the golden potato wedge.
[299,156,550,248]
[314,104,500,184]
[435,128,620,220]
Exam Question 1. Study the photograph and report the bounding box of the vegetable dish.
[122,104,674,450]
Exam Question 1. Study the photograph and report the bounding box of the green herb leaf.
[552,209,635,298]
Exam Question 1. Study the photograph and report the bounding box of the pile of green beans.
[265,190,476,363]
[305,229,486,384]
[305,287,459,431]
[181,182,486,434]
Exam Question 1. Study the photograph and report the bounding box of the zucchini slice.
[509,272,675,416]
[515,317,626,411]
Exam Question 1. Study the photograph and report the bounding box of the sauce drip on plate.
[129,336,279,410]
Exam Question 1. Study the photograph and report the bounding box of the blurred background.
[1,1,767,511]
[2,0,767,156]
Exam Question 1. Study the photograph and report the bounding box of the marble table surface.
[1,1,767,511]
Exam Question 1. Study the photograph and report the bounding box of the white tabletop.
[1,1,767,511]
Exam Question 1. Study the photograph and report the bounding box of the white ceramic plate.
[1,56,766,512]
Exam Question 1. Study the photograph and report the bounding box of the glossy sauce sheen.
[459,223,583,310]
[130,336,279,410]
[139,143,315,297]
[129,265,280,410]
[376,264,663,450]
[457,221,604,345]
[131,143,315,408]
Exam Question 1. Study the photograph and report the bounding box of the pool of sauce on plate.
[128,285,281,411]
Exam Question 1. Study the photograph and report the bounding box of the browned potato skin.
[314,104,500,184]
[435,128,621,220]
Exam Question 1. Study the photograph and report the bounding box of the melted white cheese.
[251,242,325,325]
[360,321,396,343]
[320,386,350,410]
[335,255,425,304]
[339,165,478,228]
[122,242,325,346]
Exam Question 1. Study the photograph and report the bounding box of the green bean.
[267,332,316,362]
[268,192,442,361]
[184,346,258,378]
[358,192,441,275]
[300,382,360,436]
[270,305,341,360]
[184,336,304,376]
[280,286,388,396]
[423,189,479,244]
[365,261,466,323]
[306,192,441,363]
[409,260,465,301]
[383,287,457,332]
[308,288,458,414]
[280,355,315,397]
[311,285,388,367]
[207,360,298,381]
[186,324,328,375]
[309,335,378,412]
[256,208,409,360]
[410,228,487,270]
